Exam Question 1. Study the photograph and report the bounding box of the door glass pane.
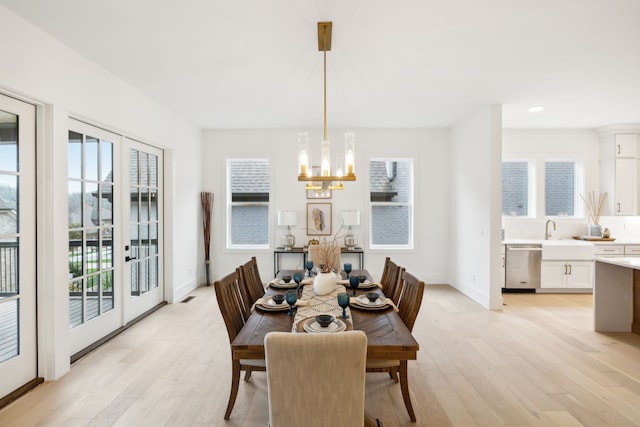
[85,136,99,181]
[102,183,113,224]
[150,190,158,221]
[85,183,98,227]
[68,181,82,228]
[0,236,18,297]
[68,230,83,279]
[69,279,83,328]
[0,111,17,172]
[101,141,113,182]
[0,175,17,234]
[102,270,113,312]
[86,273,99,321]
[0,299,18,363]
[150,154,157,187]
[140,152,149,186]
[130,149,139,186]
[68,131,82,179]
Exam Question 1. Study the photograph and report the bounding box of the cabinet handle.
[568,264,572,275]
[617,144,621,155]
[617,202,621,213]
[563,264,567,275]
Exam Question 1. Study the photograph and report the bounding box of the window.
[545,161,576,217]
[502,161,530,216]
[369,159,413,248]
[227,159,270,248]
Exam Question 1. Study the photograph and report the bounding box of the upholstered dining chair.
[237,256,266,321]
[367,269,424,391]
[214,270,266,420]
[264,330,368,427]
[379,257,405,305]
[308,244,341,272]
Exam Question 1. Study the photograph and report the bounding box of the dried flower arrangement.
[309,223,346,273]
[580,191,607,225]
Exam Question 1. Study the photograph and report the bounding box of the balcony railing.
[0,242,17,296]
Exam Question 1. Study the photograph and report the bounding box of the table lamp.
[341,210,360,250]
[278,211,297,250]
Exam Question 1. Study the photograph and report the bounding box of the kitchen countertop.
[595,257,640,270]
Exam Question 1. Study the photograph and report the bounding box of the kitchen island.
[594,257,640,333]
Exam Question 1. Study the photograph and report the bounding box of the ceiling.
[2,0,640,130]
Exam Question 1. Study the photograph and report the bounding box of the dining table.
[231,269,420,423]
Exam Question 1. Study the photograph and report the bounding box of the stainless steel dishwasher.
[505,244,542,291]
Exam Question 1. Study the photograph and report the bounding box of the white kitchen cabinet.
[500,245,505,288]
[598,126,640,216]
[615,133,638,157]
[541,260,593,289]
[614,158,638,215]
[594,245,624,257]
[625,245,640,256]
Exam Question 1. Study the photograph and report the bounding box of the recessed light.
[528,105,544,113]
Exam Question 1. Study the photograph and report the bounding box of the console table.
[273,247,364,276]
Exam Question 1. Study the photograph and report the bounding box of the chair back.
[237,257,266,320]
[265,331,367,427]
[397,270,425,332]
[380,257,404,305]
[308,244,341,273]
[214,271,245,343]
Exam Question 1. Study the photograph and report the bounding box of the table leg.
[399,360,416,422]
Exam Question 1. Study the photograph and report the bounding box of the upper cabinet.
[598,126,640,216]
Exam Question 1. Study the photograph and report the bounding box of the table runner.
[292,283,351,332]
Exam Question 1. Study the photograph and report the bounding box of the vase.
[313,272,337,296]
[590,224,602,237]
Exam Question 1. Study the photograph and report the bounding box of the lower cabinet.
[541,261,593,289]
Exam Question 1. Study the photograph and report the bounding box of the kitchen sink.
[541,240,594,260]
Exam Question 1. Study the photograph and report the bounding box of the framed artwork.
[307,203,332,236]
[306,188,332,199]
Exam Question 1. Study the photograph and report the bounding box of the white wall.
[502,129,600,239]
[202,128,451,284]
[0,6,203,379]
[450,105,503,310]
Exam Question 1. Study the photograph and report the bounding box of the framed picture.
[307,203,332,236]
[306,188,332,199]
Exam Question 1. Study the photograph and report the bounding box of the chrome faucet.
[545,220,556,240]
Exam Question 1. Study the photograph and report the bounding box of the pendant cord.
[323,35,328,141]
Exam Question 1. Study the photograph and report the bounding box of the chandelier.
[298,21,356,191]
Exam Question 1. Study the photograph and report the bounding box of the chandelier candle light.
[298,21,356,192]
[278,210,297,250]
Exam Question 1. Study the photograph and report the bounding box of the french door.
[68,121,164,354]
[0,94,37,398]
[123,139,164,322]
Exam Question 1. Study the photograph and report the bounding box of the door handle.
[125,256,137,262]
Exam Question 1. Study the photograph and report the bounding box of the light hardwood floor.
[2,285,640,427]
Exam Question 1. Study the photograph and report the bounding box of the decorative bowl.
[365,292,379,303]
[358,275,367,283]
[316,314,335,328]
[281,275,292,283]
[271,294,285,305]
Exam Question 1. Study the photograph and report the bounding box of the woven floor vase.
[313,272,337,296]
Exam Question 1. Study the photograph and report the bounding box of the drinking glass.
[343,263,352,279]
[349,276,360,296]
[293,272,303,295]
[285,289,298,316]
[337,292,350,319]
[304,260,314,277]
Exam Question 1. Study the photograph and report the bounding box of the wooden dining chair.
[264,330,368,427]
[214,270,266,420]
[379,257,405,305]
[237,256,266,321]
[366,270,424,422]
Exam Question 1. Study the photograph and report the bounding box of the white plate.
[353,295,389,308]
[270,279,297,289]
[303,317,346,333]
[256,297,289,311]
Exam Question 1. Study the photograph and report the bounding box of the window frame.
[368,158,414,250]
[226,158,271,250]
